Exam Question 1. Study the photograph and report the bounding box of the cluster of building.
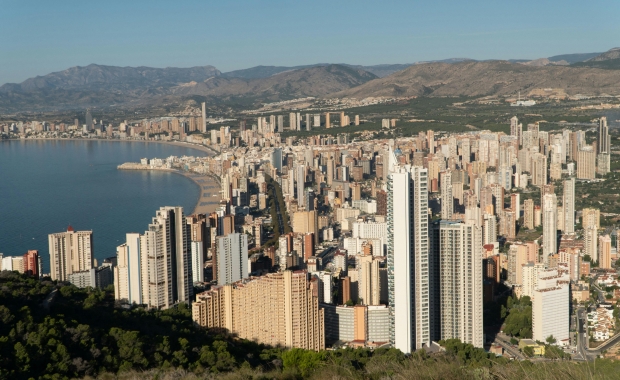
[3,106,618,354]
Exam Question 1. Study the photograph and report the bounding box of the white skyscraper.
[48,227,94,281]
[296,164,306,207]
[433,220,483,348]
[532,267,570,343]
[216,233,248,285]
[542,193,558,265]
[440,171,453,220]
[563,177,575,234]
[201,102,207,132]
[388,164,434,353]
[114,233,143,305]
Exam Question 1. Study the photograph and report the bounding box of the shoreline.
[1,137,218,157]
[5,137,222,215]
[118,165,221,215]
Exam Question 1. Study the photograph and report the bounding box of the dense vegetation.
[502,295,533,338]
[3,272,620,379]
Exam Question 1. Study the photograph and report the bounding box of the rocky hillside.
[331,60,620,98]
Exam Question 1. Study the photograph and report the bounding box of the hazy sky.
[1,0,619,85]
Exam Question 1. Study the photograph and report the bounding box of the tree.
[522,346,534,357]
[546,335,557,345]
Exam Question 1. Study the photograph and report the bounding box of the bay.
[0,139,208,273]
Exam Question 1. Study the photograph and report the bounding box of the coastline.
[5,137,222,215]
[118,167,221,215]
[1,137,217,156]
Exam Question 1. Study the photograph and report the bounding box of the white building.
[532,268,570,344]
[388,164,434,353]
[542,193,558,265]
[217,233,249,286]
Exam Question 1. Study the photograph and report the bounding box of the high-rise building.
[524,199,535,230]
[599,235,612,269]
[532,268,569,343]
[598,117,610,154]
[293,210,319,244]
[440,171,453,220]
[563,177,575,234]
[216,233,248,286]
[114,233,143,305]
[358,253,381,306]
[577,147,596,179]
[542,193,558,265]
[23,250,39,277]
[271,148,283,173]
[188,214,209,284]
[115,207,193,309]
[388,165,435,352]
[325,112,331,128]
[432,220,483,348]
[201,102,207,132]
[584,226,598,263]
[48,226,93,281]
[192,270,325,351]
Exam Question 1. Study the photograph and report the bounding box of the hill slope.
[331,60,620,98]
[172,64,378,101]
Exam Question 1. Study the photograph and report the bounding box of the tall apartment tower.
[114,233,143,305]
[510,116,522,145]
[563,177,575,234]
[216,233,248,285]
[201,102,207,132]
[440,171,453,220]
[325,112,331,128]
[140,206,193,309]
[542,193,558,265]
[577,146,596,179]
[598,117,610,154]
[388,165,434,353]
[523,199,535,230]
[188,214,209,284]
[432,220,483,348]
[48,226,94,281]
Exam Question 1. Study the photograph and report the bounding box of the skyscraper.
[597,118,611,175]
[116,207,193,309]
[432,220,483,348]
[577,146,596,179]
[188,214,209,284]
[542,193,558,265]
[23,250,39,277]
[563,177,575,234]
[388,165,434,353]
[201,102,207,132]
[440,171,453,220]
[48,226,93,281]
[216,233,248,285]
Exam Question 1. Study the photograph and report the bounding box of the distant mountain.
[0,64,376,112]
[221,60,474,80]
[0,64,221,93]
[331,60,620,98]
[571,48,620,69]
[173,64,378,101]
[548,52,602,64]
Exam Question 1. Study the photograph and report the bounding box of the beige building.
[192,271,325,351]
[577,147,596,180]
[358,253,381,306]
[48,226,93,281]
[582,208,600,229]
[293,210,319,244]
[523,199,534,230]
[599,235,612,269]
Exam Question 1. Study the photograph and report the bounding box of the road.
[575,306,620,360]
[495,333,526,360]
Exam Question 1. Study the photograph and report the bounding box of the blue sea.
[0,139,208,273]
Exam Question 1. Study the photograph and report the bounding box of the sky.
[0,0,619,85]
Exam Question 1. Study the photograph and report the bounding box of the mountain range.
[1,48,619,113]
